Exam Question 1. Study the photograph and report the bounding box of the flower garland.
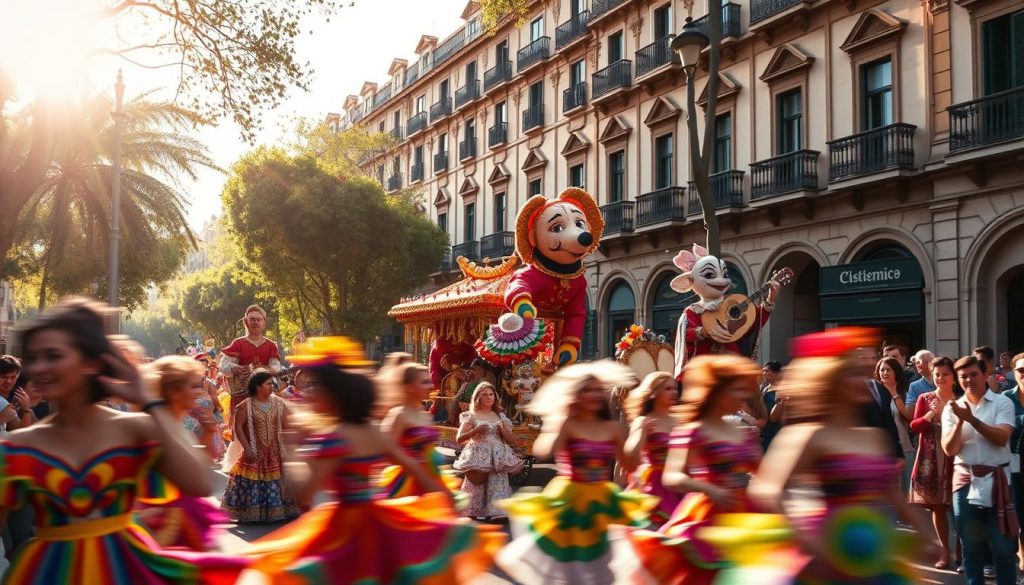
[614,325,669,360]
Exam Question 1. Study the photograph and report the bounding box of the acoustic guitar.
[701,267,795,344]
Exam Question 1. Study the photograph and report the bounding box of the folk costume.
[219,305,281,418]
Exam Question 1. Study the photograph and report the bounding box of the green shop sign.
[820,290,923,322]
[819,257,923,295]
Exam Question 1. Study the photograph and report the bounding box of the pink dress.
[451,412,524,518]
[627,431,682,526]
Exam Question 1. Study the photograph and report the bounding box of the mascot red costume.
[671,244,781,379]
[477,187,604,368]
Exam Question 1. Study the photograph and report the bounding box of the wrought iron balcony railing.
[452,241,479,262]
[636,187,687,226]
[750,150,820,200]
[459,138,477,161]
[601,200,635,235]
[636,35,677,78]
[688,170,745,213]
[371,85,393,111]
[410,162,424,183]
[523,103,545,132]
[433,151,449,174]
[436,248,453,272]
[406,111,427,136]
[518,37,551,72]
[751,0,804,24]
[385,174,402,192]
[556,11,590,49]
[433,29,466,67]
[563,83,587,113]
[480,231,515,259]
[593,60,632,100]
[589,0,628,22]
[389,126,403,141]
[484,60,513,92]
[488,122,508,148]
[827,123,916,182]
[430,98,452,124]
[454,80,480,110]
[948,86,1024,152]
[694,3,743,38]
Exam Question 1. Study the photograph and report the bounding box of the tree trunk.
[691,0,724,257]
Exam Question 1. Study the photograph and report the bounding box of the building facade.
[183,216,222,275]
[0,281,16,354]
[331,0,1024,361]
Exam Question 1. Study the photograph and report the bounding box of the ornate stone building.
[331,0,1024,360]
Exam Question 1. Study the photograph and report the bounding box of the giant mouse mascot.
[671,244,785,380]
[477,187,604,368]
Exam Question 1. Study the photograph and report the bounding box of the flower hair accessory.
[288,336,376,368]
[790,327,880,359]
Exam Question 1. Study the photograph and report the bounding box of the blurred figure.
[976,345,1012,392]
[943,355,1018,585]
[875,357,914,491]
[0,356,31,431]
[623,371,681,527]
[455,359,489,415]
[761,361,785,450]
[1004,352,1024,570]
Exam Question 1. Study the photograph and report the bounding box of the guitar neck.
[748,283,773,304]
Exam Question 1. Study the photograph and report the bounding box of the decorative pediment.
[487,163,510,184]
[643,96,682,128]
[360,82,378,98]
[460,0,481,20]
[343,95,359,111]
[561,131,591,158]
[521,149,548,173]
[458,177,479,198]
[598,115,632,145]
[697,73,741,109]
[433,187,451,207]
[388,59,409,76]
[415,35,439,55]
[840,9,907,54]
[760,44,815,83]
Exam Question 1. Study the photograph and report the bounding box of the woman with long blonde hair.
[452,381,523,519]
[623,371,680,526]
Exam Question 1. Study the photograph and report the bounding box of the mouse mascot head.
[670,244,732,305]
[476,187,604,368]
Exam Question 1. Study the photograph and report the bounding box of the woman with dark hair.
[909,356,960,569]
[495,361,658,583]
[221,369,299,523]
[242,337,504,584]
[875,356,915,492]
[623,371,680,527]
[0,297,245,585]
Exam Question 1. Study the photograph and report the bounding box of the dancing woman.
[622,371,681,527]
[744,327,936,583]
[0,298,245,585]
[242,337,503,585]
[379,362,461,498]
[496,361,658,585]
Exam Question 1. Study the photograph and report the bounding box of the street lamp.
[670,17,709,78]
[108,70,125,323]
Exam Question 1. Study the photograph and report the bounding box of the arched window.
[605,281,636,357]
[861,244,912,261]
[647,262,748,344]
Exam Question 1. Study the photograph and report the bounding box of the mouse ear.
[673,250,697,272]
[692,243,710,258]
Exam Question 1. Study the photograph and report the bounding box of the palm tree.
[17,90,218,309]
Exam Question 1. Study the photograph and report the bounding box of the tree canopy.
[222,147,447,341]
[176,260,274,346]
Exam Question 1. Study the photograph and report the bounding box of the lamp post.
[108,70,125,320]
[671,13,724,256]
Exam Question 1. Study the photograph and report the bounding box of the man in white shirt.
[942,355,1019,585]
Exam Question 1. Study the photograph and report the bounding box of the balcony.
[556,11,590,50]
[386,174,402,192]
[389,127,403,141]
[636,36,678,79]
[484,60,513,93]
[694,3,743,39]
[751,0,808,25]
[371,85,393,111]
[948,86,1024,153]
[452,240,480,262]
[459,138,477,161]
[410,162,424,183]
[433,151,449,174]
[488,122,508,149]
[600,201,635,235]
[687,170,745,214]
[750,150,820,201]
[636,187,687,227]
[407,111,427,137]
[589,0,629,24]
[454,80,480,110]
[522,103,544,132]
[405,63,422,87]
[436,248,453,273]
[430,98,452,124]
[517,37,551,73]
[563,83,588,114]
[827,123,916,183]
[592,60,632,101]
[433,29,466,67]
[480,231,515,259]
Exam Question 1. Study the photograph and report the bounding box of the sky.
[0,0,469,230]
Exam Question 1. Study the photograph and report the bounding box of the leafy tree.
[222,149,447,341]
[14,92,216,309]
[479,0,530,33]
[295,120,400,180]
[123,306,184,357]
[177,261,275,346]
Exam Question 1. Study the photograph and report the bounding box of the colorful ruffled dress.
[0,440,246,585]
[496,437,658,584]
[618,425,763,585]
[222,395,300,523]
[451,412,524,518]
[244,432,505,584]
[626,430,681,526]
[379,425,460,498]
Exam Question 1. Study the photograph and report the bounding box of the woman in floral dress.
[452,382,523,519]
[221,370,299,523]
[909,356,960,568]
